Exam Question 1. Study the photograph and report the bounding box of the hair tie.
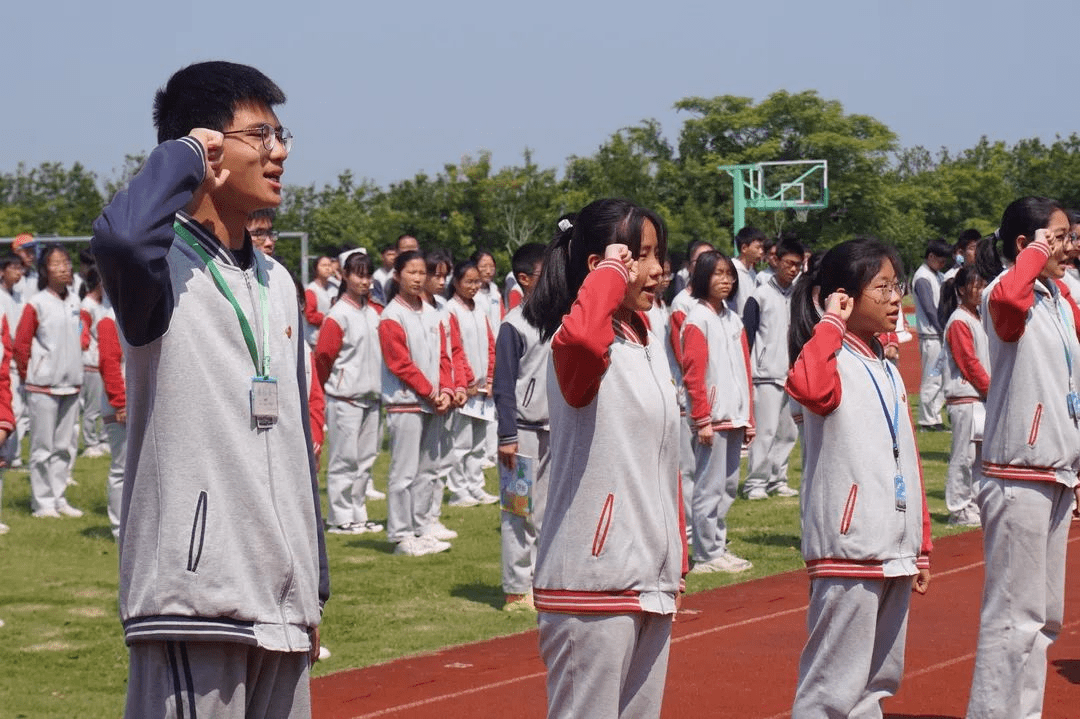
[558,219,573,232]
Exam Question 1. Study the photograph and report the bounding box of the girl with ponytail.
[525,199,684,719]
[786,238,932,717]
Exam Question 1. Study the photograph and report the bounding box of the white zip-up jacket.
[14,287,83,395]
[314,295,381,404]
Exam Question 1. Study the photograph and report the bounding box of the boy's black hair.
[0,254,21,271]
[735,226,767,251]
[250,208,276,222]
[956,228,981,250]
[511,243,546,280]
[925,238,954,259]
[775,237,806,260]
[689,251,737,302]
[153,61,286,144]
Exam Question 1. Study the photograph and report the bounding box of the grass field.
[0,427,969,719]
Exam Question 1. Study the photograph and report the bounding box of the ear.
[587,253,603,272]
[1015,234,1028,254]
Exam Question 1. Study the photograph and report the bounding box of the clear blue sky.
[6,0,1076,191]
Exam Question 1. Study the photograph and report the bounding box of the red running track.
[313,525,1080,719]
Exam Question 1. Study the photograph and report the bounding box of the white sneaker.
[416,534,452,555]
[318,645,331,661]
[0,522,9,534]
[421,522,458,540]
[770,485,799,498]
[32,508,62,519]
[66,477,78,487]
[57,502,84,518]
[358,521,384,533]
[10,458,23,469]
[326,523,366,535]
[448,495,481,508]
[691,551,753,574]
[365,487,386,500]
[745,488,768,501]
[81,446,106,459]
[471,490,499,505]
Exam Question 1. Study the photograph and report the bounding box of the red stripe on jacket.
[786,313,846,416]
[446,313,475,390]
[0,315,15,432]
[304,288,325,328]
[313,316,344,388]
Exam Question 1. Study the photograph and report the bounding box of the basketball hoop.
[795,206,810,223]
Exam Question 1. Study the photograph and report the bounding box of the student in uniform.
[729,226,765,314]
[378,250,455,557]
[78,268,109,458]
[0,312,15,534]
[471,249,503,466]
[742,238,804,500]
[14,244,84,519]
[494,242,550,612]
[966,197,1080,719]
[524,199,685,719]
[787,238,932,718]
[912,239,954,430]
[445,261,498,507]
[96,302,126,540]
[314,251,385,536]
[304,255,335,347]
[938,265,989,527]
[681,250,754,573]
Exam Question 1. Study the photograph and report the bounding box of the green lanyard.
[175,222,271,378]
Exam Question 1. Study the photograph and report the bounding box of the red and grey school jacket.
[744,277,794,386]
[533,260,685,615]
[96,308,126,423]
[447,295,495,392]
[378,295,452,412]
[980,238,1080,486]
[304,280,333,347]
[787,313,932,579]
[314,295,382,405]
[680,299,754,433]
[14,287,83,395]
[493,304,551,445]
[942,306,990,403]
[80,295,106,371]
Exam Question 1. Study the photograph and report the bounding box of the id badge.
[894,473,907,512]
[251,377,278,428]
[1068,392,1080,421]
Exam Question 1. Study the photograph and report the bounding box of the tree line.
[4,90,1080,276]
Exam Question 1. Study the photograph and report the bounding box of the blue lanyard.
[1041,290,1075,387]
[845,345,901,462]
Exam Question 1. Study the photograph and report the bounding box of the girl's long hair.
[335,251,374,302]
[385,250,424,304]
[788,237,903,366]
[976,196,1064,282]
[938,264,980,328]
[523,199,667,341]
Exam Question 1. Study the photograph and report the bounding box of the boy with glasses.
[92,61,328,719]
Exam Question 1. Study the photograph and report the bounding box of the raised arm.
[988,237,1049,342]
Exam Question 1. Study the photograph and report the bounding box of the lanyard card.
[251,377,278,428]
[894,473,907,512]
[499,454,535,517]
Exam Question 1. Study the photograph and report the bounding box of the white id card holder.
[251,377,278,428]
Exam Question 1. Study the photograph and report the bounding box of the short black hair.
[690,251,737,301]
[250,208,276,222]
[925,238,954,259]
[735,226,767,251]
[775,237,806,261]
[153,61,286,144]
[0,254,20,271]
[956,228,981,250]
[511,243,546,279]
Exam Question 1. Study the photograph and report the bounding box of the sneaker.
[504,593,536,613]
[0,522,9,534]
[32,508,62,519]
[365,486,386,500]
[56,502,84,518]
[66,477,78,487]
[745,487,768,501]
[318,645,332,661]
[770,485,799,498]
[691,551,753,574]
[416,534,452,555]
[81,446,106,459]
[448,495,481,508]
[471,490,499,505]
[10,458,22,469]
[949,508,981,528]
[421,522,458,540]
[326,523,366,535]
[359,521,384,533]
[481,459,497,470]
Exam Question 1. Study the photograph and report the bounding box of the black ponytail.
[938,265,981,328]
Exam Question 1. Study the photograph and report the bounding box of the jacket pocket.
[187,491,208,573]
[592,494,614,557]
[1028,403,1043,447]
[839,484,858,535]
[522,378,535,408]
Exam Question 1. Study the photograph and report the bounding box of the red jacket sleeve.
[313,317,344,388]
[508,286,523,310]
[308,351,325,448]
[680,323,711,428]
[447,313,475,390]
[945,320,990,397]
[485,319,496,385]
[438,323,453,396]
[786,313,846,416]
[13,303,37,383]
[80,309,92,352]
[551,260,628,408]
[1056,279,1080,343]
[988,239,1049,342]
[98,317,127,410]
[304,288,325,328]
[0,316,14,432]
[378,318,436,401]
[669,308,687,370]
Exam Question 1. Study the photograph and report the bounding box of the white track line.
[344,534,1080,719]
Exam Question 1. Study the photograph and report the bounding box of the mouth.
[265,170,283,190]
